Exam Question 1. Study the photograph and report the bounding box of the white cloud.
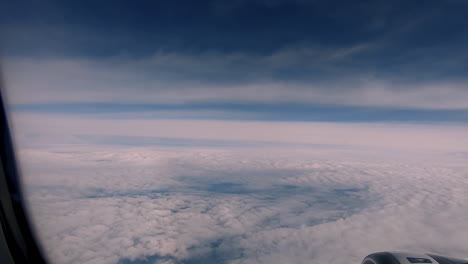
[3,52,468,109]
[10,113,468,152]
[17,145,468,264]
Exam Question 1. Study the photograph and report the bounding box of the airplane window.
[1,1,468,264]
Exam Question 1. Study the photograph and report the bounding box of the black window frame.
[0,69,47,264]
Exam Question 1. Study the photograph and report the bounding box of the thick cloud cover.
[4,1,468,263]
[17,145,468,264]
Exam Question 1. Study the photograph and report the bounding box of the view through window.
[2,1,468,264]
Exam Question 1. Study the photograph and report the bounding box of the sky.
[1,0,468,119]
[2,1,468,264]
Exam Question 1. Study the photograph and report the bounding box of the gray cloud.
[3,52,468,109]
[2,0,468,112]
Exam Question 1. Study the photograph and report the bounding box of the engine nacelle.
[362,252,468,264]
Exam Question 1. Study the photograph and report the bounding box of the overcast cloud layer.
[18,145,468,264]
[3,55,468,110]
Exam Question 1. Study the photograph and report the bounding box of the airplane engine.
[362,252,468,264]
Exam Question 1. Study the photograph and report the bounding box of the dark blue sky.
[11,102,468,123]
[2,0,468,58]
[2,0,468,122]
